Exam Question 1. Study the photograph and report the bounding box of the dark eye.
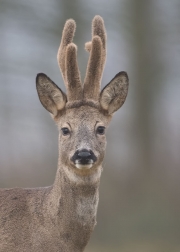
[96,126,105,135]
[61,127,70,136]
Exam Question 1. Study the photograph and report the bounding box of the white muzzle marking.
[75,160,93,169]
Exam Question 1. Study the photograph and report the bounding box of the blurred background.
[0,0,180,251]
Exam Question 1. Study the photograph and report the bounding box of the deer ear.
[36,73,67,116]
[100,71,129,114]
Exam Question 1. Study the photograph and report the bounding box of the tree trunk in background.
[130,0,155,177]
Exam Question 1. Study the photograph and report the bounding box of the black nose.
[78,150,91,159]
[71,149,97,165]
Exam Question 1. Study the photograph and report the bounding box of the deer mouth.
[71,149,97,169]
[74,159,93,169]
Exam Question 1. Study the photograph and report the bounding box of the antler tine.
[83,36,102,100]
[57,19,76,82]
[92,15,106,75]
[84,16,106,100]
[66,43,83,100]
[57,19,82,101]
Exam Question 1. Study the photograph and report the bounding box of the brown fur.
[0,16,129,252]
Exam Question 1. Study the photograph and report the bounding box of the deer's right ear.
[36,73,67,116]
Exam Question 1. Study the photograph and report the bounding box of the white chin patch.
[75,163,93,169]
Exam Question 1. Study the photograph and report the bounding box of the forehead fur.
[55,104,112,127]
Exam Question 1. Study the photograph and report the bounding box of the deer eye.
[96,126,105,135]
[61,127,70,136]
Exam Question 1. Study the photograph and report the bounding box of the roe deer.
[0,16,128,252]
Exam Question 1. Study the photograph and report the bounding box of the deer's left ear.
[100,71,129,114]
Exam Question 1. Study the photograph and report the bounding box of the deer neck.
[48,159,101,250]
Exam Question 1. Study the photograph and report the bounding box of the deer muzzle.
[71,149,97,169]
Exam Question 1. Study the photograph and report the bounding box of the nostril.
[78,151,91,159]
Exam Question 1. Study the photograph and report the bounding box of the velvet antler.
[83,16,107,100]
[57,16,106,102]
[57,19,83,101]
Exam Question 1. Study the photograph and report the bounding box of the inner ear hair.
[100,71,129,114]
[36,73,67,116]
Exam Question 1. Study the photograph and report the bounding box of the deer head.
[36,16,129,182]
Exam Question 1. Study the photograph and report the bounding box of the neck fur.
[48,160,101,251]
